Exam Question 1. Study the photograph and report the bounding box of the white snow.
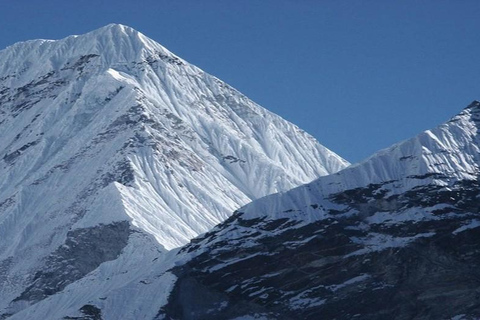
[346,232,436,257]
[289,294,326,310]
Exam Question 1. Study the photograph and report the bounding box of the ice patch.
[326,274,370,292]
[453,220,480,235]
[347,232,436,257]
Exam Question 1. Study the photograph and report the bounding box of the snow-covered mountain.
[0,24,349,319]
[162,101,480,319]
[4,23,478,320]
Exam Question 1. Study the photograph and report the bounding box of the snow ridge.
[241,100,480,221]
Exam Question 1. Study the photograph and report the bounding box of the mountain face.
[161,102,480,320]
[0,24,349,319]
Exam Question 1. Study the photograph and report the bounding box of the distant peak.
[453,100,480,122]
[0,23,186,80]
[71,24,177,64]
[92,23,138,35]
[86,23,143,40]
[465,100,480,111]
[447,100,480,125]
[102,23,132,30]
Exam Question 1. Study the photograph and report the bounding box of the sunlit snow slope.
[0,24,348,318]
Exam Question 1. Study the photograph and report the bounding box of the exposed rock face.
[13,222,131,304]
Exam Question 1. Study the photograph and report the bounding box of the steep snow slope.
[0,24,348,318]
[162,102,480,319]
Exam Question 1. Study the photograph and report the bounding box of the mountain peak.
[95,23,135,32]
[465,100,480,110]
[449,99,480,126]
[0,24,183,86]
[83,23,150,47]
[463,100,480,120]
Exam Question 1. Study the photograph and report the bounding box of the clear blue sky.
[1,1,480,163]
